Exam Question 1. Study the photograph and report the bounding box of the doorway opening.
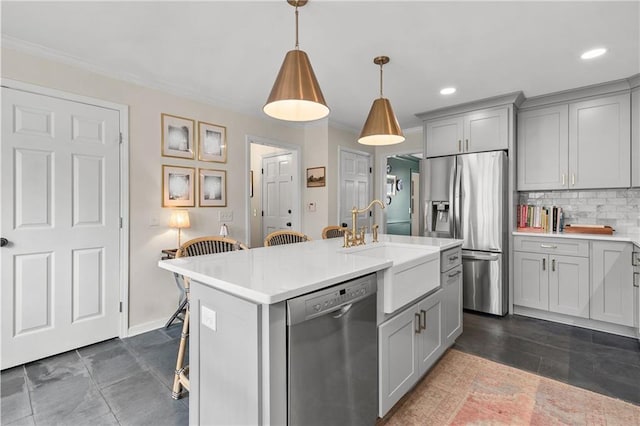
[384,153,422,236]
[246,136,301,248]
[338,148,373,230]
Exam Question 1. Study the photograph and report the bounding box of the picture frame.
[162,165,195,207]
[306,166,326,188]
[199,168,226,207]
[386,174,397,195]
[198,121,227,163]
[161,113,195,159]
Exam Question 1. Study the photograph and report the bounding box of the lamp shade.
[358,98,405,146]
[169,210,190,229]
[264,50,330,122]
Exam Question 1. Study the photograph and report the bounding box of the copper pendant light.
[264,0,329,122]
[358,56,405,146]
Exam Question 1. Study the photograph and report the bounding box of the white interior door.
[339,149,372,229]
[1,88,121,369]
[262,153,295,242]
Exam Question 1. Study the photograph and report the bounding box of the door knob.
[288,209,292,214]
[0,238,8,247]
[341,223,348,228]
[286,222,292,227]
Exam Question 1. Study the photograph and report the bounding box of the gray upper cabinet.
[632,88,640,187]
[517,93,631,190]
[425,107,508,157]
[517,105,569,190]
[569,94,630,189]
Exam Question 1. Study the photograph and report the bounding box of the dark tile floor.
[2,313,639,425]
[455,311,640,405]
[1,323,189,426]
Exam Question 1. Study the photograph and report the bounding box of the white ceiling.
[2,1,639,132]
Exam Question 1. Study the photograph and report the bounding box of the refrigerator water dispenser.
[432,202,450,233]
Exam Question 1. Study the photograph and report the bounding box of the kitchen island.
[158,234,463,425]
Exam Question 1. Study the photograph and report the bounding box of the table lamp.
[219,223,229,237]
[169,209,190,247]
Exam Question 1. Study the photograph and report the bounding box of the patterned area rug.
[381,349,640,425]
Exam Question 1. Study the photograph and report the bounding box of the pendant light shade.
[264,0,329,122]
[358,56,405,146]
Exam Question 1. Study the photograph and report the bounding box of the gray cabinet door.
[417,291,443,375]
[591,242,634,326]
[514,251,549,310]
[378,302,420,417]
[632,89,640,187]
[549,255,590,318]
[464,107,509,153]
[442,265,463,345]
[425,116,464,158]
[517,105,569,191]
[569,93,631,189]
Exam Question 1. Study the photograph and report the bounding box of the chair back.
[264,230,311,247]
[176,236,248,258]
[322,225,347,239]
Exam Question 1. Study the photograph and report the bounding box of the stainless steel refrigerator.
[421,151,508,315]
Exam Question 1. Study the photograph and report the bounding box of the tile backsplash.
[518,189,640,235]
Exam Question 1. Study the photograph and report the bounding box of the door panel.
[514,252,548,310]
[1,88,121,368]
[549,255,589,318]
[262,153,294,241]
[340,150,371,229]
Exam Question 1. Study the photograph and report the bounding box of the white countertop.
[513,231,640,247]
[158,234,463,305]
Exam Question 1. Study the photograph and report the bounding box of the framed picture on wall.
[162,165,195,207]
[199,168,226,207]
[306,166,326,187]
[198,121,227,163]
[161,113,195,159]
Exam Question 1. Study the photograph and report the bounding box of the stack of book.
[517,204,564,233]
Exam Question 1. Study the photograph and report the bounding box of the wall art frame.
[198,121,227,163]
[161,113,195,159]
[199,168,227,207]
[162,165,195,207]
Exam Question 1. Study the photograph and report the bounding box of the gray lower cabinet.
[514,238,590,318]
[591,241,634,327]
[378,289,443,417]
[442,264,463,345]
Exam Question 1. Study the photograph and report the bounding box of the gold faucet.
[344,199,385,247]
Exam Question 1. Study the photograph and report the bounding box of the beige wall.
[1,47,308,331]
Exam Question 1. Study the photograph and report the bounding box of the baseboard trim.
[126,319,167,338]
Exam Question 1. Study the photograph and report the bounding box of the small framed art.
[162,165,195,207]
[198,121,227,163]
[306,166,326,188]
[162,113,195,159]
[199,168,226,207]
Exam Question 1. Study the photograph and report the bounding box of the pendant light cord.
[379,62,384,98]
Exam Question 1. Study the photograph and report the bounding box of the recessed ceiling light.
[440,87,456,95]
[581,48,607,60]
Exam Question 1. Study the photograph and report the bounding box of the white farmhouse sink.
[345,243,440,313]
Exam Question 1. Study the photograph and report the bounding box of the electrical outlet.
[218,210,233,222]
[308,202,316,212]
[201,306,217,331]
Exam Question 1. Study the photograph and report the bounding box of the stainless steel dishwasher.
[287,273,377,426]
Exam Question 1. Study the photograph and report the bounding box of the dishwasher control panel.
[287,273,377,325]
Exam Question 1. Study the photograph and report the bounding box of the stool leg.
[172,303,189,399]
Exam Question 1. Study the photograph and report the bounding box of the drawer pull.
[540,244,557,249]
[552,258,556,272]
[448,255,459,261]
[415,313,421,333]
[448,270,462,278]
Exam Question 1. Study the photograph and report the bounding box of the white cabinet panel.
[591,242,634,326]
[514,251,548,310]
[549,255,589,318]
[569,94,631,189]
[517,105,569,190]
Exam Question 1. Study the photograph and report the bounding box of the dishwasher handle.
[332,303,353,319]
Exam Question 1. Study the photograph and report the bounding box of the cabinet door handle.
[571,173,576,186]
[540,244,557,249]
[420,309,427,330]
[449,255,459,261]
[632,252,639,267]
[465,139,469,151]
[561,174,566,186]
[552,259,556,272]
[458,140,462,152]
[448,270,462,278]
[633,272,639,288]
[542,258,546,271]
[414,313,421,333]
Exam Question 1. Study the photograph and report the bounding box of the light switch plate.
[201,306,217,331]
[218,210,233,222]
[307,202,316,212]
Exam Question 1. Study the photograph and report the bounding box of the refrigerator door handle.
[462,253,500,262]
[453,161,461,239]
